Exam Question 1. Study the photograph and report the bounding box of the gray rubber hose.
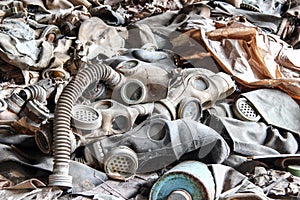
[20,85,47,103]
[48,63,121,188]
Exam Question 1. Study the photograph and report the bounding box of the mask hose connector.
[48,63,121,188]
[19,85,47,104]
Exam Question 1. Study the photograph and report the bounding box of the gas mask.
[1,79,53,123]
[103,48,179,105]
[78,48,178,103]
[204,97,261,122]
[47,47,235,187]
[110,59,171,105]
[105,48,179,72]
[84,116,229,180]
[71,99,154,136]
[71,67,235,136]
[158,68,236,120]
[93,100,155,135]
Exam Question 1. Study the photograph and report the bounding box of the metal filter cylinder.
[150,161,215,200]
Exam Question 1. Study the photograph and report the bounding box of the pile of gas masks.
[57,48,237,180]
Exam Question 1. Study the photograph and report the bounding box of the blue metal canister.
[149,161,215,200]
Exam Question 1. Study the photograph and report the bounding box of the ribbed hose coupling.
[20,85,47,104]
[48,63,121,188]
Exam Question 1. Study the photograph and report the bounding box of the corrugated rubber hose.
[48,63,121,188]
[20,85,47,103]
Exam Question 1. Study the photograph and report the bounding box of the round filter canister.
[104,146,138,180]
[233,97,261,122]
[150,161,215,200]
[71,105,102,130]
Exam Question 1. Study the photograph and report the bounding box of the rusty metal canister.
[149,161,215,200]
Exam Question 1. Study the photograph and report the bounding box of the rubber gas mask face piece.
[105,48,178,72]
[92,99,154,135]
[104,48,179,105]
[71,99,155,137]
[111,59,171,105]
[85,117,229,180]
[160,68,236,120]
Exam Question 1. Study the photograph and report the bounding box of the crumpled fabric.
[90,5,125,26]
[127,9,221,72]
[0,0,299,199]
[22,0,73,13]
[72,173,158,199]
[77,17,126,60]
[0,131,108,194]
[126,11,182,49]
[205,114,299,156]
[196,16,300,101]
[241,0,286,16]
[45,37,73,75]
[210,164,269,200]
[21,0,89,29]
[44,0,73,10]
[241,88,300,134]
[0,187,63,200]
[0,19,53,70]
[210,1,282,33]
[250,166,300,198]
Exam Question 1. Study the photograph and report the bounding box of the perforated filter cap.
[71,105,102,130]
[104,146,138,180]
[233,97,261,122]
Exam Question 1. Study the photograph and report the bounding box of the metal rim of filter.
[104,146,138,180]
[35,129,51,154]
[11,93,25,107]
[71,105,102,130]
[178,97,202,121]
[149,161,215,200]
[5,98,21,114]
[233,97,261,122]
[120,79,146,105]
[167,190,192,200]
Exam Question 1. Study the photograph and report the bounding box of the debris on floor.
[0,0,299,199]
